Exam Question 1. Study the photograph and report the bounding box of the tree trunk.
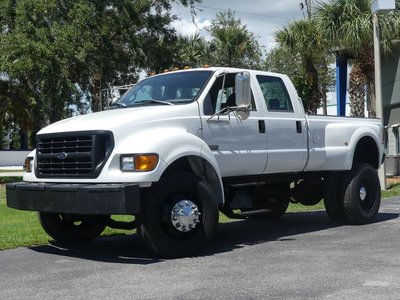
[367,80,376,118]
[322,92,328,115]
[89,74,102,112]
[305,59,322,114]
[19,118,29,149]
[365,69,376,118]
[359,47,375,118]
[348,63,367,117]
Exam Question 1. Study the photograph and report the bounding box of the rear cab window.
[256,75,294,112]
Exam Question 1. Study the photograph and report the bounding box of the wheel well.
[162,156,224,204]
[353,136,379,169]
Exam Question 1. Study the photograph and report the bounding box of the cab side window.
[204,73,256,115]
[256,75,293,112]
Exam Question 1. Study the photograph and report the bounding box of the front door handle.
[296,121,302,133]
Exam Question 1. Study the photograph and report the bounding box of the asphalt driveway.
[1,198,400,299]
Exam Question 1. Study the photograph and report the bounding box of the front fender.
[112,128,223,185]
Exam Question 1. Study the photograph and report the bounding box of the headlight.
[24,157,34,173]
[120,154,159,172]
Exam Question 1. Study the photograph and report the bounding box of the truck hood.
[38,104,200,135]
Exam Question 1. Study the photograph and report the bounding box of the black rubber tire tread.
[323,176,347,223]
[343,164,381,224]
[293,181,323,206]
[140,171,219,258]
[38,213,107,243]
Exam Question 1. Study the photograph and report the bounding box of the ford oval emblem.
[57,152,68,160]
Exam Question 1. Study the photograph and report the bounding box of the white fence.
[0,150,31,167]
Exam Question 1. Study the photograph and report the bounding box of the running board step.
[220,208,272,219]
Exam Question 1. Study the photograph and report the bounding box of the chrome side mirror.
[235,72,251,120]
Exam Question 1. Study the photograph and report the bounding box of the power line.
[196,5,291,21]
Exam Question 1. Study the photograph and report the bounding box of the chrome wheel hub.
[359,186,367,201]
[171,200,200,232]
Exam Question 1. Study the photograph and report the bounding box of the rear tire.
[140,172,219,258]
[343,164,381,224]
[38,213,107,242]
[324,176,347,223]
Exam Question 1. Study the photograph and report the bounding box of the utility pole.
[305,0,312,19]
[373,13,386,190]
[371,0,396,190]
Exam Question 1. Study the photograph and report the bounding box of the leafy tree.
[264,46,334,114]
[275,19,331,114]
[208,10,262,69]
[264,46,302,75]
[0,0,197,148]
[315,0,400,117]
[173,33,210,68]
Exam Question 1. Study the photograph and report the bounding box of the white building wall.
[0,151,31,167]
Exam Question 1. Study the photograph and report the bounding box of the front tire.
[140,172,219,258]
[343,164,381,224]
[38,213,107,242]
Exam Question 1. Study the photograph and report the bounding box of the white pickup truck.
[7,67,385,257]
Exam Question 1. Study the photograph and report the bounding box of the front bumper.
[6,182,140,215]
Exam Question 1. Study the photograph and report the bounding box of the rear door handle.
[258,120,266,133]
[296,121,302,133]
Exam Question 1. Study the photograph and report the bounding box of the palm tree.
[275,19,326,113]
[208,10,262,69]
[315,0,400,117]
[175,34,209,68]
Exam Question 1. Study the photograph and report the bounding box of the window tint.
[204,73,256,115]
[256,75,293,112]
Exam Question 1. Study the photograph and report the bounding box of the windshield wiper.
[109,102,127,109]
[134,99,174,106]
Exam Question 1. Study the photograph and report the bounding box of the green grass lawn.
[1,178,399,250]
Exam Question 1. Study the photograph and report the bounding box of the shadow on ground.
[30,211,398,264]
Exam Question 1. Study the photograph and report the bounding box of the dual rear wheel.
[324,164,381,224]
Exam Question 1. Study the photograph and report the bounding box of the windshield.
[112,70,212,108]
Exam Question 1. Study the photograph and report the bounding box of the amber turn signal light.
[134,154,159,171]
[120,154,159,172]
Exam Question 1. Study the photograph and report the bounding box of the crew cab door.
[201,72,268,177]
[254,75,308,174]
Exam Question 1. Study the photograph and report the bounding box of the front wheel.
[140,172,219,258]
[343,164,381,224]
[38,213,108,242]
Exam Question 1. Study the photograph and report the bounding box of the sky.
[171,0,306,51]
